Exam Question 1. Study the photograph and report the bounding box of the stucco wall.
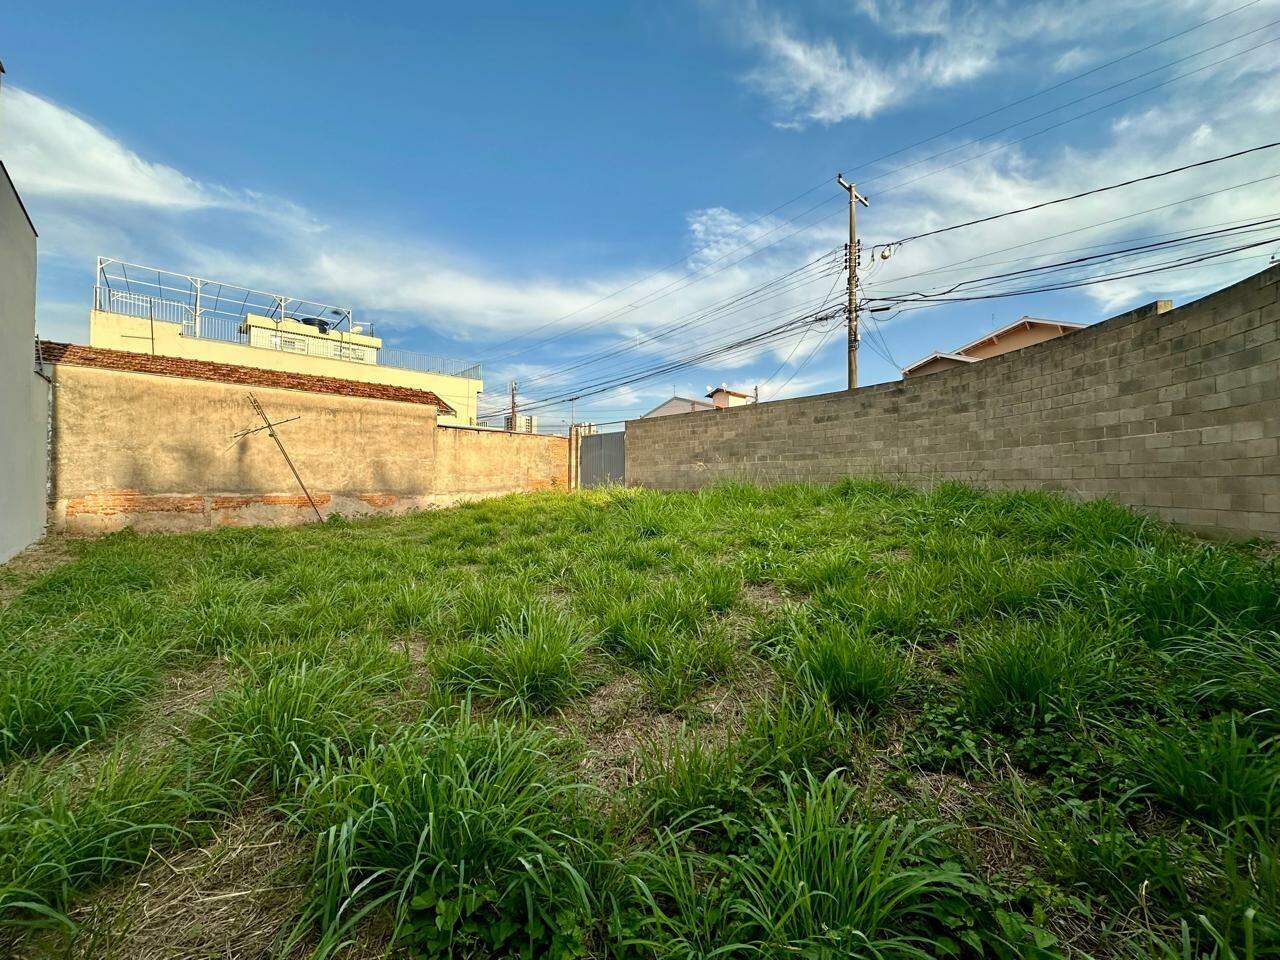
[46,364,567,534]
[0,165,48,561]
[626,266,1280,541]
[435,426,570,497]
[89,310,482,426]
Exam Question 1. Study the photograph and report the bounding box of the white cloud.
[730,0,1200,128]
[1053,47,1094,73]
[2,88,219,209]
[8,0,1279,421]
[3,82,837,414]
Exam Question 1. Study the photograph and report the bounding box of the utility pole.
[244,393,323,523]
[509,380,517,431]
[836,174,870,390]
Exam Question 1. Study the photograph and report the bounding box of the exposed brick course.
[626,266,1280,540]
[38,340,455,415]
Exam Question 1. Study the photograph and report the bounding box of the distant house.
[641,383,757,419]
[902,317,1085,377]
[642,396,716,418]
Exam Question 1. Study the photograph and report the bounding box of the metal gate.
[579,430,625,487]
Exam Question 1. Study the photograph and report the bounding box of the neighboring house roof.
[707,386,751,399]
[37,341,455,415]
[642,396,715,417]
[902,317,1086,376]
[899,352,978,375]
[953,316,1085,356]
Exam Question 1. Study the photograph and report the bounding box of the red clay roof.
[37,341,455,415]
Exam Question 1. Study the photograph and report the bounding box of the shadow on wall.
[46,368,568,535]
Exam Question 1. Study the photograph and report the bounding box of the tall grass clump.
[163,576,275,655]
[739,688,848,782]
[197,640,407,792]
[638,732,753,834]
[1128,715,1279,826]
[1167,624,1280,734]
[1106,544,1280,644]
[448,577,531,639]
[1027,798,1197,912]
[632,774,998,959]
[595,581,710,664]
[434,606,592,713]
[790,620,909,715]
[0,631,164,762]
[639,626,736,710]
[0,747,233,934]
[289,712,602,958]
[960,615,1123,728]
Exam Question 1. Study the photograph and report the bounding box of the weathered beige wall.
[89,310,482,426]
[627,266,1280,541]
[435,426,570,497]
[47,365,567,534]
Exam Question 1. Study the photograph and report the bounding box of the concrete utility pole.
[836,174,870,390]
[509,380,517,431]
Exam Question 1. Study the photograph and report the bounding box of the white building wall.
[0,163,48,561]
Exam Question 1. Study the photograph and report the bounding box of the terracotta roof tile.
[37,341,455,415]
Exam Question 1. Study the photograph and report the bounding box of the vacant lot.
[1,481,1276,959]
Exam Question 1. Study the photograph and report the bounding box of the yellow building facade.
[89,307,482,426]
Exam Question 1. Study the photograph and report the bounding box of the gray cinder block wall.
[626,265,1280,540]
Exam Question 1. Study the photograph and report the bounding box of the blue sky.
[3,0,1278,424]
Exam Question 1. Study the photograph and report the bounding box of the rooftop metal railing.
[92,258,481,381]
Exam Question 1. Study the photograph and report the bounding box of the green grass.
[1129,715,1280,826]
[631,774,1005,959]
[788,616,911,715]
[434,605,594,713]
[289,710,602,958]
[2,480,1278,958]
[960,614,1126,728]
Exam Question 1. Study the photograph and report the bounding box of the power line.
[872,216,1280,301]
[517,305,844,414]
[868,235,1280,307]
[860,16,1280,195]
[476,272,844,419]
[475,287,843,417]
[844,0,1266,180]
[759,268,846,395]
[866,170,1280,290]
[769,317,844,401]
[884,141,1280,249]
[474,3,1265,368]
[510,249,842,391]
[494,288,842,412]
[544,235,1277,415]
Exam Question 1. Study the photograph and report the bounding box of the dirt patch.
[561,662,776,794]
[0,535,78,608]
[22,805,309,960]
[742,581,786,608]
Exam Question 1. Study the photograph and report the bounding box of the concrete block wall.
[626,266,1280,540]
[46,364,567,534]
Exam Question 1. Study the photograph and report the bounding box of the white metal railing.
[96,286,193,325]
[91,255,482,381]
